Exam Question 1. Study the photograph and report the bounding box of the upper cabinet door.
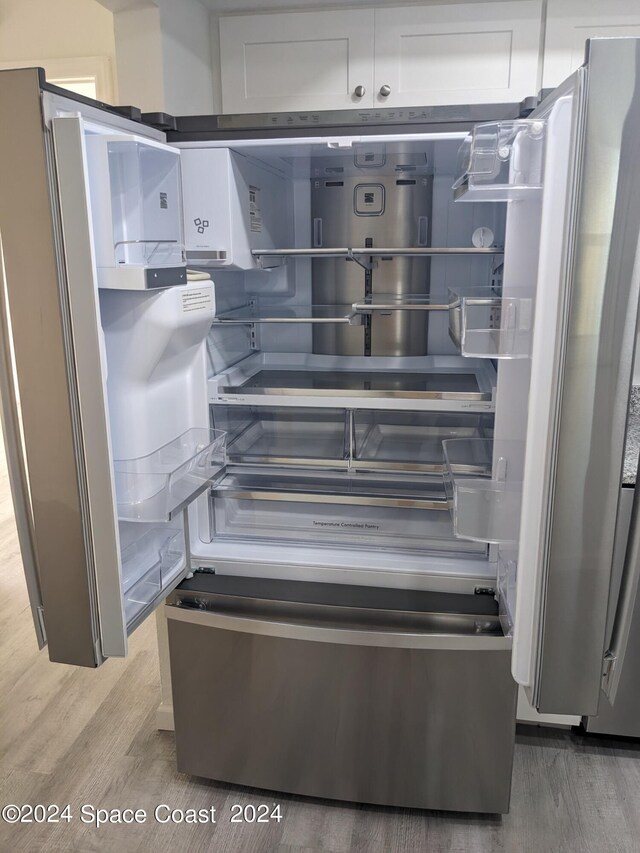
[374,2,543,107]
[219,10,375,114]
[543,0,640,88]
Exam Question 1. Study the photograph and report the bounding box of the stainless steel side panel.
[584,487,640,736]
[0,69,101,666]
[167,598,516,813]
[534,39,640,714]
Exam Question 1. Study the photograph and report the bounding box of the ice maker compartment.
[443,438,522,544]
[114,428,226,522]
[86,134,186,289]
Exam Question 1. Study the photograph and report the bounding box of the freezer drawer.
[166,576,517,813]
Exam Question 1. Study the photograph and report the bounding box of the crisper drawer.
[209,471,486,555]
[166,575,517,813]
[213,405,493,474]
[213,405,348,469]
[353,409,492,473]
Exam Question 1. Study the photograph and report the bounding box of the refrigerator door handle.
[0,230,45,647]
[603,462,640,703]
[165,603,512,651]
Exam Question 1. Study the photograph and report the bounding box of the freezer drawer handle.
[166,603,511,651]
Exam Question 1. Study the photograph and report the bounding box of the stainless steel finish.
[0,231,45,648]
[168,603,508,648]
[379,84,392,97]
[207,101,523,132]
[224,368,490,400]
[166,579,516,813]
[0,69,103,666]
[211,486,448,511]
[354,85,366,98]
[311,170,433,356]
[585,487,640,735]
[603,462,640,703]
[533,39,640,714]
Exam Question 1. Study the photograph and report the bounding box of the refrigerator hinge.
[601,651,616,691]
[36,606,47,644]
[474,586,495,596]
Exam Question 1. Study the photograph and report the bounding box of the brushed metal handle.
[354,85,366,98]
[379,84,391,97]
[166,605,512,650]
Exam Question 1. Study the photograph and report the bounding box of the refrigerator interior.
[180,130,533,620]
[80,103,571,639]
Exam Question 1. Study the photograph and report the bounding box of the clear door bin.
[443,438,522,544]
[448,287,533,358]
[86,134,187,289]
[121,528,184,621]
[453,120,546,202]
[114,428,226,522]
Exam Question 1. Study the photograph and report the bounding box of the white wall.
[160,0,213,115]
[0,0,117,100]
[113,5,164,110]
[109,0,214,114]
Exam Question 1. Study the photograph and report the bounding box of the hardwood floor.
[0,439,639,852]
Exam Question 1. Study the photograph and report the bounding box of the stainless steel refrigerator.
[1,37,640,814]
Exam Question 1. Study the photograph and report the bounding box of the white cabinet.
[219,3,543,114]
[219,10,375,114]
[543,0,640,88]
[374,2,543,107]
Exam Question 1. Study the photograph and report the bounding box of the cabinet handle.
[354,85,366,98]
[379,84,391,97]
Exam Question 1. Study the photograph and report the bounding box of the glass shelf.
[453,120,546,202]
[252,246,504,270]
[442,438,522,544]
[114,428,226,522]
[212,297,454,326]
[212,304,360,325]
[448,287,533,359]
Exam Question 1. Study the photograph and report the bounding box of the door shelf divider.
[443,438,522,544]
[121,528,185,621]
[114,428,226,522]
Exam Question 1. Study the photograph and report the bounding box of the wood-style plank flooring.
[0,439,639,852]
